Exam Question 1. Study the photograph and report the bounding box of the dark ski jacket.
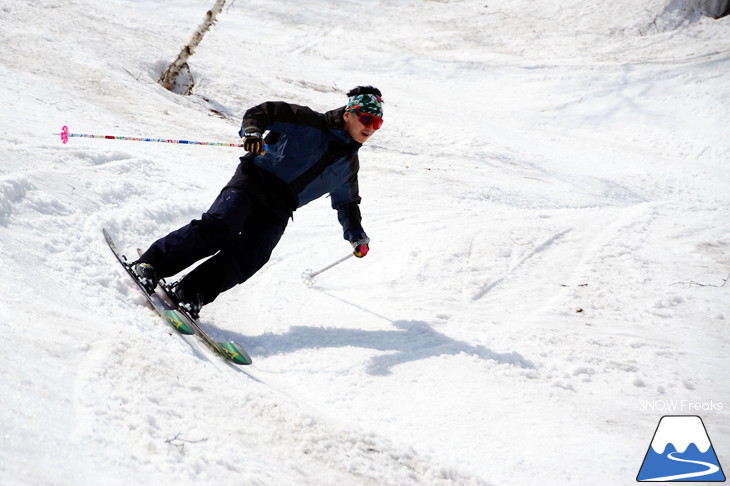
[226,101,366,242]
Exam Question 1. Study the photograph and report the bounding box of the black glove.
[243,131,265,154]
[351,237,370,258]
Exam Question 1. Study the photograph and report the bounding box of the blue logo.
[637,415,726,482]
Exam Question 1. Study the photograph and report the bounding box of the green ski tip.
[220,341,253,365]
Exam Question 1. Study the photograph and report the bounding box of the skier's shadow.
[239,320,534,375]
[217,290,534,375]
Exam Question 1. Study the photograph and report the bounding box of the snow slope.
[1,0,728,484]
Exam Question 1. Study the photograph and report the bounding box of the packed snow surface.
[1,0,728,485]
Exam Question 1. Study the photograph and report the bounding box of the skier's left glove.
[243,131,265,154]
[351,237,370,258]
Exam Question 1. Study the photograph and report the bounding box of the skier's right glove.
[351,237,370,258]
[243,132,265,154]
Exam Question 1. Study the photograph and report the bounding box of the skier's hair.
[347,86,382,99]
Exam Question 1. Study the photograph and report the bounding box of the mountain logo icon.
[637,415,726,482]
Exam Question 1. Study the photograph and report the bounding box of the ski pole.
[54,125,265,149]
[302,253,354,286]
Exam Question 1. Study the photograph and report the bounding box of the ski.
[103,228,252,365]
[156,282,252,365]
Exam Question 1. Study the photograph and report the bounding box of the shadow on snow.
[221,320,535,376]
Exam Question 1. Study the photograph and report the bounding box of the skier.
[132,86,383,317]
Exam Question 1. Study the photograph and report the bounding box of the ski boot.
[169,282,203,319]
[132,262,159,294]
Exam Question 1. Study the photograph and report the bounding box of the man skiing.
[131,86,383,318]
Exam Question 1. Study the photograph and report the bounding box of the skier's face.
[344,111,381,144]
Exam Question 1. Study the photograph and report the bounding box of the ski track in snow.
[1,0,729,485]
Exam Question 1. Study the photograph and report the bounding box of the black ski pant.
[138,187,288,305]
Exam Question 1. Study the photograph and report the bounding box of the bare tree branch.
[159,0,227,95]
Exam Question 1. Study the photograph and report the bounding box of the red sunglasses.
[355,112,383,130]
